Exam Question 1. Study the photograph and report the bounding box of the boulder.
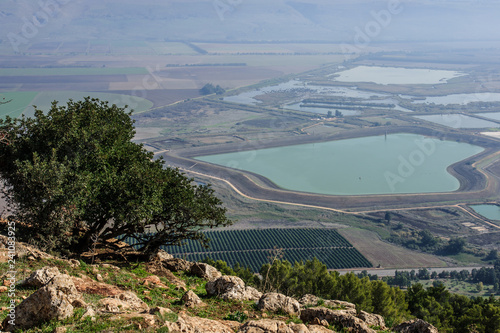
[182,290,206,308]
[298,294,356,314]
[358,310,386,329]
[72,275,123,296]
[21,266,61,288]
[149,306,174,317]
[298,294,321,306]
[162,257,194,272]
[258,293,301,316]
[206,275,262,301]
[307,325,335,333]
[163,311,234,333]
[98,291,149,314]
[191,262,222,281]
[150,249,174,262]
[1,274,85,332]
[288,323,310,333]
[300,307,375,333]
[239,319,294,333]
[393,319,439,333]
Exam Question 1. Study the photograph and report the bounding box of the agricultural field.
[0,67,149,76]
[1,91,153,118]
[133,228,373,272]
[339,228,447,269]
[0,91,39,119]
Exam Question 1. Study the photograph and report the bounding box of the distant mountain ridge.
[2,0,500,45]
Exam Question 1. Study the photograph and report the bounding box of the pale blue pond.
[196,133,483,195]
[470,205,500,221]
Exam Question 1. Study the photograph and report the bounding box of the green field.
[0,67,149,76]
[23,92,153,117]
[1,91,153,119]
[0,92,38,119]
[139,228,373,272]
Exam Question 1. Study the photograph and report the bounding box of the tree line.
[206,257,500,333]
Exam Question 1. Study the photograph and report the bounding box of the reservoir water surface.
[196,134,483,195]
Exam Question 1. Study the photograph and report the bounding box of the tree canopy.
[0,97,232,255]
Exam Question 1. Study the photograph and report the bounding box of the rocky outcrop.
[162,257,194,272]
[358,310,386,329]
[239,320,335,333]
[258,292,301,316]
[150,249,174,262]
[307,325,335,333]
[240,319,294,333]
[393,319,439,333]
[300,307,375,333]
[206,275,262,301]
[163,311,235,333]
[21,266,61,288]
[299,294,356,314]
[0,235,56,262]
[98,291,149,314]
[190,262,222,281]
[182,290,206,308]
[144,260,186,289]
[1,274,86,332]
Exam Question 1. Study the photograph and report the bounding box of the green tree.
[0,98,232,255]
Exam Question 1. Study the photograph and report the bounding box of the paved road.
[336,266,492,277]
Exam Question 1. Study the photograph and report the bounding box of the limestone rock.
[258,292,301,316]
[150,306,174,317]
[191,262,222,281]
[288,322,311,333]
[81,307,97,321]
[393,319,439,333]
[1,274,85,332]
[358,310,386,329]
[145,260,187,288]
[298,294,356,314]
[68,259,80,267]
[21,266,61,288]
[301,307,375,333]
[162,257,194,272]
[98,291,149,314]
[71,275,123,296]
[0,235,56,261]
[150,249,174,262]
[307,325,335,333]
[182,290,206,308]
[206,275,262,301]
[239,319,294,333]
[163,311,234,333]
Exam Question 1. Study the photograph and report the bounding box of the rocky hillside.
[0,235,437,333]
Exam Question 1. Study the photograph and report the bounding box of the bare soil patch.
[338,228,446,269]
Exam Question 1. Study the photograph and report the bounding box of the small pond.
[331,66,465,85]
[470,205,500,221]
